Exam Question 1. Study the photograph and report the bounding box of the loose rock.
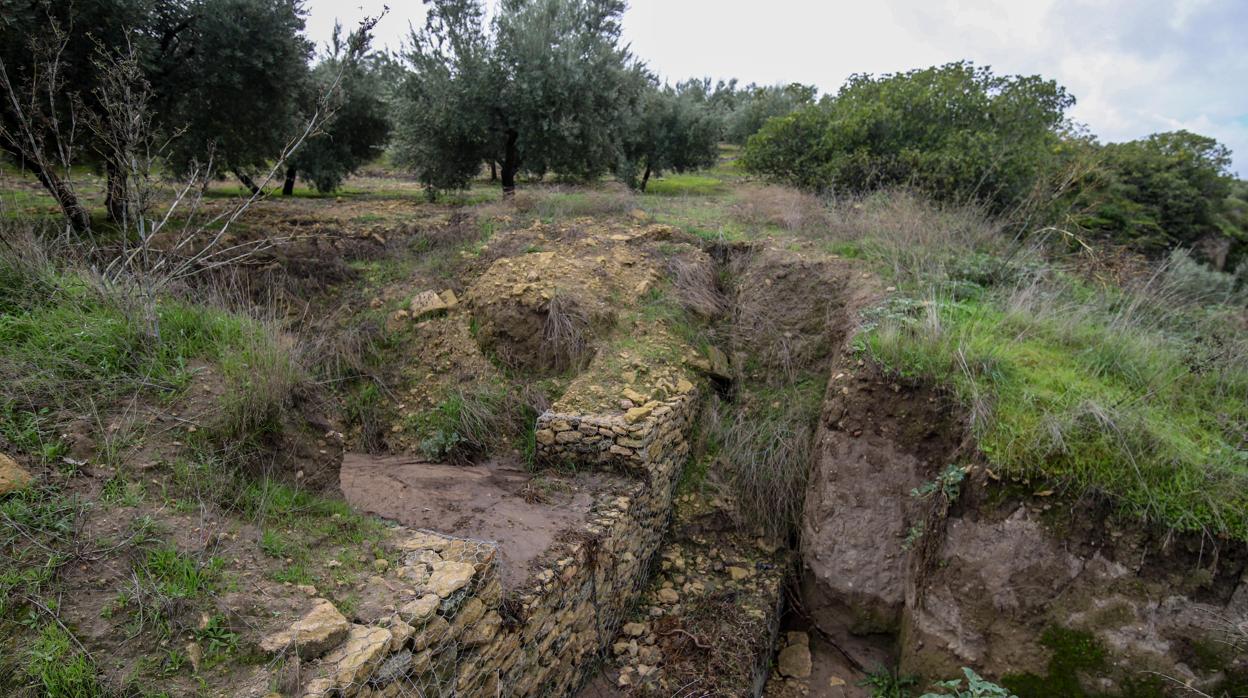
[0,454,32,496]
[777,643,812,679]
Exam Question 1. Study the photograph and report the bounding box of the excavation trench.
[319,224,1246,697]
[304,229,876,697]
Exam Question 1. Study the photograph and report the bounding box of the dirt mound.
[731,248,863,380]
[465,223,667,374]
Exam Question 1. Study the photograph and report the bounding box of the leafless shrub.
[541,289,593,373]
[0,21,90,233]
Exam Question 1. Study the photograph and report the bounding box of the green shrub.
[742,62,1072,216]
[1074,131,1239,255]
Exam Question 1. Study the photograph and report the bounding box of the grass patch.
[863,282,1248,541]
[645,173,726,197]
[24,624,110,697]
[0,237,301,463]
[0,486,82,616]
[836,193,1248,542]
[138,545,222,601]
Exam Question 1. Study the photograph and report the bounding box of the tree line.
[740,62,1246,266]
[0,0,804,223]
[2,0,1242,265]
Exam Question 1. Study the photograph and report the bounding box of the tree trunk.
[282,166,297,196]
[105,161,128,225]
[640,163,652,193]
[3,143,91,234]
[501,130,519,197]
[233,169,261,195]
[489,160,497,182]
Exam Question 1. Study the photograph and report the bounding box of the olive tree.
[156,0,313,192]
[283,25,394,195]
[392,0,647,197]
[617,85,721,191]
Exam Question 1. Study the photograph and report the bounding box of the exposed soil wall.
[800,356,1248,696]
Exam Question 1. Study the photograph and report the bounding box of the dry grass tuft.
[697,387,821,539]
[824,189,1017,283]
[485,184,637,222]
[731,184,830,236]
[667,255,727,319]
[540,289,594,373]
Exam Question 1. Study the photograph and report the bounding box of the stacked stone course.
[534,385,697,480]
[276,385,700,697]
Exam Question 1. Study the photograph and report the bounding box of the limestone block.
[260,598,350,659]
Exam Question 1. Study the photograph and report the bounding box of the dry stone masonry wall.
[265,384,701,697]
[535,380,697,479]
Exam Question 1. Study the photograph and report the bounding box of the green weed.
[911,464,967,502]
[26,624,108,697]
[923,668,1017,698]
[138,546,221,600]
[195,615,239,661]
[100,473,146,508]
[860,666,919,698]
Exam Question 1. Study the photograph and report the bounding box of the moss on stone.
[1003,627,1166,698]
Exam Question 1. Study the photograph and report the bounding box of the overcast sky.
[305,0,1248,176]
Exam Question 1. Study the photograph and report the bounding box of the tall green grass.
[0,230,302,460]
[827,191,1248,541]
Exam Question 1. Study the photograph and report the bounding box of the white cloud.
[303,0,1248,176]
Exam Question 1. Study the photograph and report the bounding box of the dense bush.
[742,62,1074,215]
[722,82,817,145]
[1074,131,1242,260]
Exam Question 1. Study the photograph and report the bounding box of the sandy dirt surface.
[340,453,628,587]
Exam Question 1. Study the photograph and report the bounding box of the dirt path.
[340,453,626,587]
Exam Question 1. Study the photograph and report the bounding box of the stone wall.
[534,384,697,480]
[272,386,700,697]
